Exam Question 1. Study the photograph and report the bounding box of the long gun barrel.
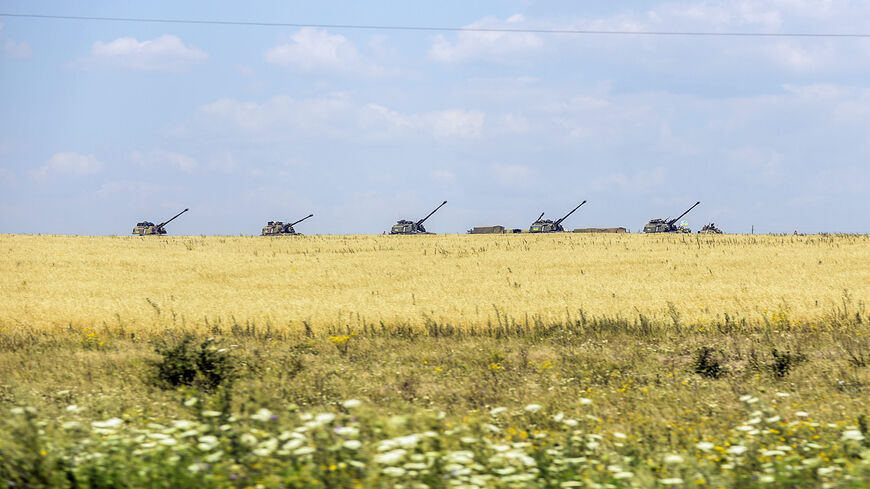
[290,214,314,227]
[554,200,587,226]
[416,200,447,226]
[535,212,545,222]
[668,201,700,225]
[158,208,189,228]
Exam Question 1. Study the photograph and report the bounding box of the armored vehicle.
[643,201,700,233]
[467,225,522,234]
[132,208,189,236]
[698,223,723,234]
[573,227,628,233]
[390,200,447,234]
[529,200,587,233]
[262,214,314,236]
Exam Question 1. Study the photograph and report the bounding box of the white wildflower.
[344,439,362,450]
[342,399,361,409]
[659,478,684,485]
[775,392,790,397]
[489,407,508,416]
[66,405,80,413]
[250,408,274,422]
[727,445,747,455]
[696,442,714,451]
[841,429,865,442]
[91,418,123,429]
[795,411,809,417]
[579,398,593,405]
[314,413,336,424]
[663,454,684,464]
[613,471,634,479]
[375,449,407,465]
[613,432,627,439]
[201,410,222,417]
[524,404,542,413]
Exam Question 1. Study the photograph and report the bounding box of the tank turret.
[390,201,447,234]
[262,214,314,236]
[529,201,586,233]
[643,201,699,233]
[698,222,723,234]
[133,208,189,236]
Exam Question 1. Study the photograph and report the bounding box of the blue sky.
[1,0,869,235]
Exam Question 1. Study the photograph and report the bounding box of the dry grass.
[1,233,868,336]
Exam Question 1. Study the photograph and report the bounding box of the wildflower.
[659,478,684,485]
[663,454,684,464]
[613,432,627,439]
[613,471,634,479]
[250,408,274,422]
[184,397,198,407]
[375,449,407,465]
[727,445,747,455]
[696,442,714,451]
[525,404,542,413]
[841,429,864,442]
[579,398,593,405]
[795,411,809,417]
[775,392,791,397]
[342,399,361,409]
[315,413,336,424]
[344,440,362,450]
[490,407,508,416]
[92,418,123,429]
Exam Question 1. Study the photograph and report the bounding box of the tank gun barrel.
[536,212,545,222]
[289,214,314,226]
[554,200,587,226]
[157,208,189,228]
[668,201,700,225]
[416,200,447,226]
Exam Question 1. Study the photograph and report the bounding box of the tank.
[529,200,587,233]
[132,208,189,236]
[643,201,699,233]
[262,214,314,236]
[698,222,723,234]
[390,201,447,234]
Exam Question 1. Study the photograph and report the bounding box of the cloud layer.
[87,35,208,71]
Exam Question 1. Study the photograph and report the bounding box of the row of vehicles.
[133,201,723,236]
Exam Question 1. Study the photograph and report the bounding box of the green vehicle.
[390,201,447,235]
[529,200,587,233]
[132,208,189,236]
[698,223,723,234]
[643,201,700,233]
[261,214,314,236]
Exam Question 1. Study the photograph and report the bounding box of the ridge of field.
[1,233,867,335]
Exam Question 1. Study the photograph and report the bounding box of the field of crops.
[1,233,869,488]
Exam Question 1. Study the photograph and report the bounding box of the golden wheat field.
[2,233,868,334]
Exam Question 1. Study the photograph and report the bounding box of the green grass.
[1,314,869,488]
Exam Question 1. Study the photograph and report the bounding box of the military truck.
[573,227,628,233]
[390,201,447,234]
[529,200,587,233]
[132,208,189,236]
[467,226,522,234]
[643,201,700,233]
[262,214,314,236]
[698,223,723,234]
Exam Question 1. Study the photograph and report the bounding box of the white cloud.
[429,170,455,182]
[86,35,207,71]
[265,28,390,77]
[426,110,485,139]
[0,168,15,185]
[131,150,198,173]
[191,94,486,141]
[490,163,534,187]
[3,39,31,58]
[429,15,544,63]
[34,152,103,178]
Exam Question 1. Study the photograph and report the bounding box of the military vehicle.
[132,208,189,236]
[573,227,628,233]
[262,214,314,236]
[643,201,700,233]
[467,225,522,234]
[390,201,447,235]
[529,200,587,233]
[698,223,723,234]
